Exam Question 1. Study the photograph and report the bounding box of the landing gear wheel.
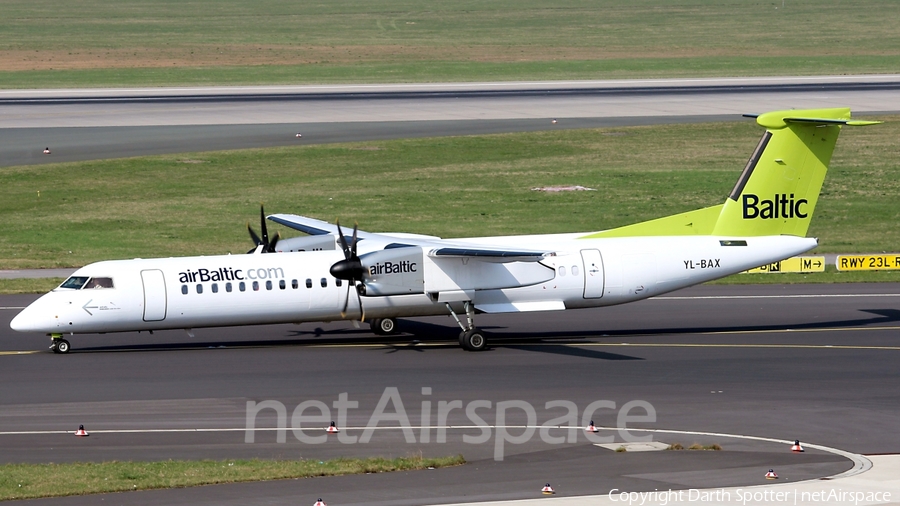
[459,329,487,352]
[371,317,397,335]
[54,339,71,354]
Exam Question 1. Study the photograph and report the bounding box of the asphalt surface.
[3,76,900,167]
[2,283,898,505]
[2,78,899,504]
[0,116,734,168]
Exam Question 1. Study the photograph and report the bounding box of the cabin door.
[141,269,167,321]
[580,249,605,299]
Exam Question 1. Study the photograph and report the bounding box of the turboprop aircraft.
[10,108,880,353]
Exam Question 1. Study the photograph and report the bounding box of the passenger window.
[181,285,188,295]
[320,278,327,288]
[559,266,566,276]
[59,276,89,290]
[266,280,273,290]
[239,281,246,292]
[279,280,286,290]
[212,283,219,293]
[572,266,579,276]
[196,284,203,294]
[336,278,342,287]
[292,279,299,289]
[85,277,115,289]
[252,281,259,291]
[306,278,312,289]
[226,282,232,293]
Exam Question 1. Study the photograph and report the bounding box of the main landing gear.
[446,302,487,352]
[50,334,71,354]
[370,317,398,335]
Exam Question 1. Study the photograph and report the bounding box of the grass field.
[0,455,464,500]
[1,116,897,270]
[2,0,899,87]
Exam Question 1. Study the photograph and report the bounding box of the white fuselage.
[11,233,816,335]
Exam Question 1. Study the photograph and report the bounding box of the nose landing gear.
[50,334,71,354]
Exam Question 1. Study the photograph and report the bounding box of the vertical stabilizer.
[580,108,878,240]
[711,108,878,237]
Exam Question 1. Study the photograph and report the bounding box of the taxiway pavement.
[2,283,898,504]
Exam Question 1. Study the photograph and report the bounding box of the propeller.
[329,220,366,321]
[247,204,280,254]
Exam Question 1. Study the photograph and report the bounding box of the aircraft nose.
[9,300,53,333]
[10,308,34,332]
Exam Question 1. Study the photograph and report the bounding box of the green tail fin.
[583,108,880,239]
[712,107,879,236]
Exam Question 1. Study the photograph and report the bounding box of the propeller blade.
[267,231,280,253]
[350,222,359,257]
[355,282,365,322]
[336,220,351,259]
[340,282,350,318]
[247,222,262,246]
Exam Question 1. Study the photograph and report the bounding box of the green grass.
[0,278,64,294]
[1,0,899,87]
[666,443,722,450]
[1,116,898,269]
[0,455,465,501]
[713,268,900,285]
[3,55,900,89]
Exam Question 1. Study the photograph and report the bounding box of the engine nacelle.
[360,247,425,296]
[275,235,336,252]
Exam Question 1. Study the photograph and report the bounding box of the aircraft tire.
[459,329,487,352]
[55,339,71,354]
[370,318,397,335]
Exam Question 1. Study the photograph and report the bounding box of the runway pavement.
[2,283,899,504]
[3,75,900,167]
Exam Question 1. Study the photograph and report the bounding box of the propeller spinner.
[329,220,366,321]
[247,204,280,254]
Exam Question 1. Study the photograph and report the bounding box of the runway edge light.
[314,499,326,506]
[586,420,599,433]
[792,440,805,452]
[765,469,778,479]
[326,421,339,433]
[75,424,89,437]
[542,483,556,494]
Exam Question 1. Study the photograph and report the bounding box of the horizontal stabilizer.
[744,110,882,129]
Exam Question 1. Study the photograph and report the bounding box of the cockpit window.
[58,276,114,290]
[85,277,115,289]
[59,276,89,290]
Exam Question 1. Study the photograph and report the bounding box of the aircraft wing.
[267,214,346,236]
[268,213,552,262]
[429,247,549,263]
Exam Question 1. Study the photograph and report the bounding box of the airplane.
[10,108,880,353]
